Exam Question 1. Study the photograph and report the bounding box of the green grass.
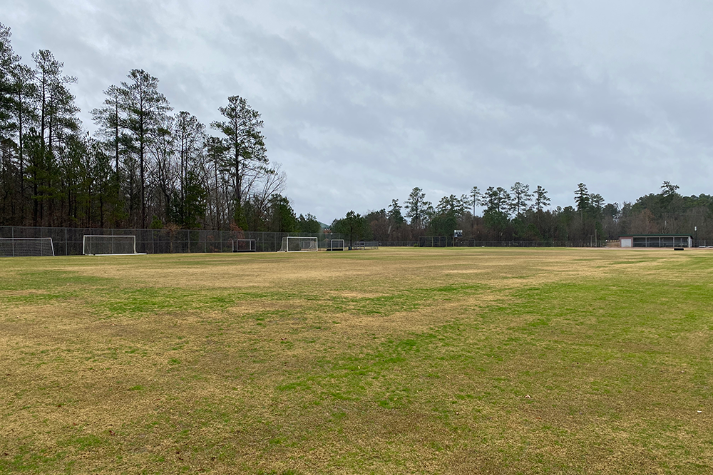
[1,248,712,473]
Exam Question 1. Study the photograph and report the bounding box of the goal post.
[0,238,54,257]
[279,236,318,252]
[352,241,379,250]
[83,235,138,255]
[328,239,345,251]
[232,239,257,252]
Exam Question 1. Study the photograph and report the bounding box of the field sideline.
[1,248,712,473]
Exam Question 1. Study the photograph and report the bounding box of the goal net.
[280,236,318,252]
[233,239,257,252]
[352,241,379,250]
[0,238,54,257]
[329,239,345,251]
[83,235,137,255]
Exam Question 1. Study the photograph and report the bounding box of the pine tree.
[92,85,125,222]
[120,69,171,227]
[574,183,590,213]
[173,111,205,225]
[211,96,268,228]
[27,50,80,225]
[509,182,532,216]
[267,194,296,232]
[469,186,481,216]
[205,136,228,229]
[387,199,404,226]
[405,187,430,229]
[532,185,550,212]
[11,63,36,223]
[0,22,18,142]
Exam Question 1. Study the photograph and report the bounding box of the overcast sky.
[4,0,713,222]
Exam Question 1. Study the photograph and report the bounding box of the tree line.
[332,181,713,244]
[0,22,321,233]
[3,22,712,242]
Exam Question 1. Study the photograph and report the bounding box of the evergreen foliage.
[335,180,713,244]
[0,22,286,231]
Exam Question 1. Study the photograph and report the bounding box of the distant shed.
[620,234,692,248]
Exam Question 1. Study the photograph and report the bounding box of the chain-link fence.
[371,239,601,247]
[0,226,612,256]
[415,236,602,248]
[379,241,419,247]
[0,226,348,256]
[452,240,596,247]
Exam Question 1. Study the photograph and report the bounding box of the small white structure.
[620,234,692,248]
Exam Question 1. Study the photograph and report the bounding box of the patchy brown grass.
[1,248,712,473]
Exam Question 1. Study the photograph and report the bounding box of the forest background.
[2,22,712,244]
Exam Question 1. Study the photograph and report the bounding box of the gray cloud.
[4,0,712,221]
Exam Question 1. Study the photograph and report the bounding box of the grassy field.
[1,247,712,474]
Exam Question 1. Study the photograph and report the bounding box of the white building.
[620,234,693,248]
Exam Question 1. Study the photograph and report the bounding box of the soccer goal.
[352,241,379,250]
[0,238,54,257]
[83,235,138,255]
[232,239,257,252]
[279,236,318,252]
[328,239,345,251]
